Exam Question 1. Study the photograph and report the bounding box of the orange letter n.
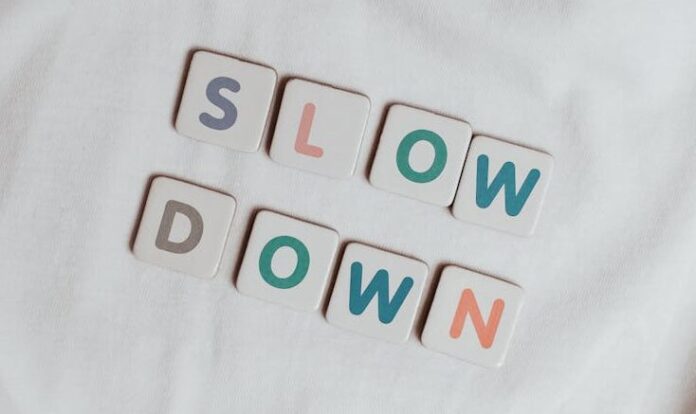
[449,289,505,349]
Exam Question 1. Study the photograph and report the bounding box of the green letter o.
[396,129,448,183]
[258,235,310,289]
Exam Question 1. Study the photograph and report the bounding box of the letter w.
[449,289,505,349]
[475,154,541,217]
[349,262,414,324]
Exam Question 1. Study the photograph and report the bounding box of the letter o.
[258,235,310,289]
[396,129,448,184]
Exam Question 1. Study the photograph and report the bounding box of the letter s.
[199,76,240,130]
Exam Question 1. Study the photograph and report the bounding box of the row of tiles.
[133,176,523,368]
[175,50,554,236]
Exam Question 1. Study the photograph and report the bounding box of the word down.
[133,177,524,368]
[176,50,553,236]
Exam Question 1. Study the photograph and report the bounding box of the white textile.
[1,1,695,413]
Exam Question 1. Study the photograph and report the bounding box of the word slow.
[134,177,524,367]
[176,50,554,236]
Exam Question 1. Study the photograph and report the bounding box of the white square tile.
[133,177,236,278]
[370,105,472,206]
[175,50,277,152]
[452,136,553,236]
[236,210,339,312]
[421,266,524,368]
[270,79,370,178]
[325,243,428,343]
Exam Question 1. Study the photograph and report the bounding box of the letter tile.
[270,79,370,178]
[421,266,523,367]
[370,105,472,206]
[133,176,236,278]
[452,136,553,236]
[175,50,277,152]
[326,243,428,343]
[236,210,339,311]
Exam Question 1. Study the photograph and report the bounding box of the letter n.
[449,288,505,349]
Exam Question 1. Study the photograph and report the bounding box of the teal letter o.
[258,236,310,289]
[396,129,448,183]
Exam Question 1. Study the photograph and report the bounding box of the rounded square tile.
[175,50,277,152]
[236,210,339,312]
[370,105,472,206]
[421,266,524,368]
[452,136,553,236]
[133,176,236,278]
[270,79,370,179]
[325,242,428,343]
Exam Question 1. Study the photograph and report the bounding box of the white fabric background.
[1,1,695,413]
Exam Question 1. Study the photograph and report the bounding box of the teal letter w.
[348,262,414,324]
[475,154,541,217]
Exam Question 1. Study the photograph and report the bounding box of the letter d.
[155,200,204,254]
